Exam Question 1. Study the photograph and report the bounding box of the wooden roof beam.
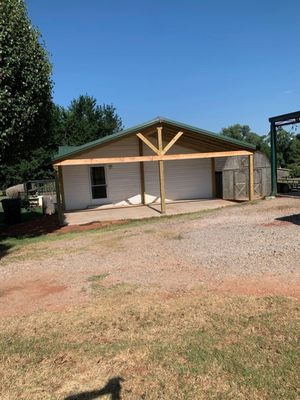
[163,131,183,154]
[54,150,253,166]
[136,132,159,155]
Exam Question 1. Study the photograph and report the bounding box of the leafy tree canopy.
[220,124,270,157]
[53,95,123,146]
[275,128,294,168]
[290,134,300,165]
[0,0,52,166]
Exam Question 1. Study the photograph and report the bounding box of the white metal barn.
[52,118,256,218]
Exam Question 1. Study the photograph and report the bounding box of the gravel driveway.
[0,197,299,317]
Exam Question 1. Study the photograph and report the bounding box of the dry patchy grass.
[0,285,299,400]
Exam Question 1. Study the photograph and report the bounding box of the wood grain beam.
[58,166,66,211]
[157,127,166,214]
[138,139,146,205]
[248,153,254,201]
[136,132,159,155]
[54,166,64,225]
[162,131,183,154]
[53,150,253,166]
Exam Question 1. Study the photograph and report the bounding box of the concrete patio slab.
[64,199,237,226]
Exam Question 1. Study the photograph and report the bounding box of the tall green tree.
[57,95,123,146]
[0,0,52,186]
[290,134,300,165]
[220,124,270,157]
[275,128,294,168]
[289,133,300,176]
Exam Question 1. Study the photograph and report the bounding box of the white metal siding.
[62,135,212,210]
[62,165,90,210]
[63,136,142,210]
[143,139,212,202]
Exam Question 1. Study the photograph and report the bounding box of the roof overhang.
[52,117,256,165]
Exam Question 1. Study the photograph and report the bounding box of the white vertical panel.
[62,165,90,210]
[143,138,212,202]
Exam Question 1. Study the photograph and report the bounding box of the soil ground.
[0,197,299,318]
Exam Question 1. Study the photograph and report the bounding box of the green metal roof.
[52,117,256,163]
[56,145,80,158]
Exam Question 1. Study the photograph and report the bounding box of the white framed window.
[90,166,107,199]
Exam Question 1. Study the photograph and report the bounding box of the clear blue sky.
[27,0,300,135]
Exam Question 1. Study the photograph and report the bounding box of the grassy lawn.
[0,284,298,399]
[0,197,44,260]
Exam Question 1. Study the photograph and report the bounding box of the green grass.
[0,202,44,259]
[0,287,298,399]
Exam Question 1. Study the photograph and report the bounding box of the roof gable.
[53,117,256,163]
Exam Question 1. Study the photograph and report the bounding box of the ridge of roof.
[52,117,256,162]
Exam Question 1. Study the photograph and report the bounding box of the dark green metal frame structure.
[269,110,300,195]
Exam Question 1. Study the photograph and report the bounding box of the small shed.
[215,151,271,200]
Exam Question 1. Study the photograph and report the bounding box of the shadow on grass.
[65,377,124,400]
[0,241,12,259]
[276,214,300,226]
[0,211,64,260]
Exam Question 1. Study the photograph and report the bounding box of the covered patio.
[52,117,256,225]
[64,198,236,225]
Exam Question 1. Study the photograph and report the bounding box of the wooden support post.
[158,161,166,214]
[211,158,216,197]
[248,153,254,201]
[58,166,65,211]
[54,167,64,226]
[157,127,166,214]
[138,139,146,205]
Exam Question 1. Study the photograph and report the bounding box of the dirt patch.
[208,275,300,300]
[0,281,66,298]
[0,279,82,318]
